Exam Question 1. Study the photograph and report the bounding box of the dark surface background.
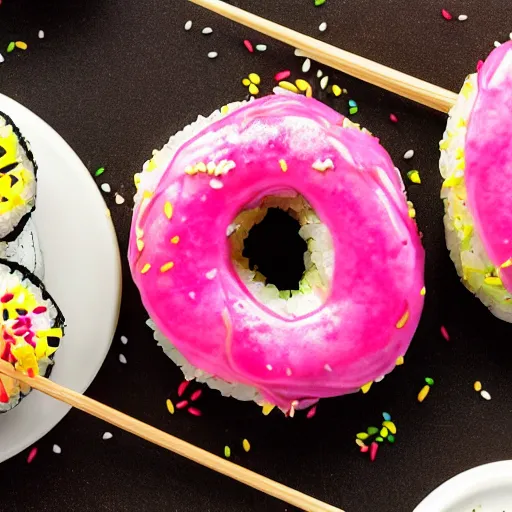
[1,1,511,511]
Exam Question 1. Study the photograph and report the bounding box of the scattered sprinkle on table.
[242,439,251,452]
[115,193,125,205]
[369,442,378,461]
[294,48,306,57]
[389,113,398,123]
[15,41,28,50]
[224,446,231,458]
[100,183,111,193]
[314,0,326,6]
[480,390,491,401]
[120,335,128,344]
[306,405,317,418]
[95,166,105,177]
[207,51,218,59]
[0,54,4,64]
[348,99,358,115]
[52,444,62,454]
[317,69,323,78]
[332,84,342,96]
[474,381,482,392]
[494,41,501,48]
[102,432,113,440]
[417,384,430,403]
[255,44,267,52]
[302,58,311,73]
[425,377,434,386]
[441,9,452,20]
[38,30,45,39]
[6,42,15,53]
[319,22,327,32]
[119,354,127,364]
[27,447,38,463]
[202,27,213,35]
[243,39,254,53]
[458,14,468,21]
[404,149,414,160]
[440,325,450,341]
[382,412,391,421]
[320,75,329,90]
[188,407,202,416]
[166,398,175,414]
[178,380,190,397]
[176,400,188,409]
[190,389,202,401]
[274,70,291,81]
[184,20,192,31]
[407,170,421,184]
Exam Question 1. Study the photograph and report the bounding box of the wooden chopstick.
[188,0,458,113]
[0,362,344,512]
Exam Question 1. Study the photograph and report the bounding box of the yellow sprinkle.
[395,356,405,366]
[207,161,217,175]
[141,263,151,274]
[278,81,299,93]
[279,159,288,172]
[262,403,275,416]
[439,140,450,151]
[136,226,144,238]
[134,173,141,188]
[407,170,421,184]
[160,261,175,273]
[295,79,310,92]
[360,381,373,394]
[380,427,389,438]
[248,73,261,85]
[171,236,180,244]
[474,381,482,392]
[382,421,397,434]
[420,286,426,296]
[136,238,145,252]
[396,310,410,329]
[242,439,251,452]
[408,207,416,219]
[248,83,259,95]
[356,432,369,440]
[195,162,207,173]
[37,328,63,339]
[355,438,365,448]
[332,84,342,96]
[442,175,464,188]
[185,165,197,175]
[166,399,175,414]
[164,201,173,220]
[305,84,313,98]
[455,147,465,160]
[15,41,28,50]
[417,384,430,403]
[457,118,467,128]
[224,446,231,458]
[484,276,502,286]
[221,105,229,114]
[501,258,512,268]
[242,78,251,86]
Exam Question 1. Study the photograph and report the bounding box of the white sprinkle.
[200,195,207,202]
[226,223,237,237]
[52,444,62,454]
[319,22,327,32]
[102,432,113,440]
[480,390,491,400]
[302,58,311,73]
[208,51,218,59]
[184,20,192,31]
[119,354,127,364]
[266,364,273,371]
[510,32,512,40]
[286,368,292,376]
[100,183,111,193]
[374,375,385,383]
[0,54,4,64]
[294,48,307,57]
[312,158,334,172]
[255,44,267,51]
[205,268,218,280]
[209,178,223,189]
[38,30,45,38]
[320,75,329,90]
[202,27,213,34]
[403,149,415,160]
[494,41,501,48]
[120,335,128,345]
[114,193,125,205]
[457,14,468,21]
[188,291,196,300]
[317,69,323,78]
[324,363,332,372]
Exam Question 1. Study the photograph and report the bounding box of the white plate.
[0,94,122,463]
[414,460,512,512]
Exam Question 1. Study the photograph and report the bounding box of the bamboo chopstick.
[188,0,458,113]
[0,362,344,512]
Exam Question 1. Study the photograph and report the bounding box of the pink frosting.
[129,95,425,409]
[465,41,512,289]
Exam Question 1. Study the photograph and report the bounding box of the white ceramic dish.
[414,460,512,512]
[0,94,122,463]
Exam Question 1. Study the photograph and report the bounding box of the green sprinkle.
[349,107,358,115]
[314,0,326,5]
[356,432,369,440]
[388,434,395,444]
[425,377,434,386]
[367,426,379,436]
[95,167,105,177]
[375,436,384,443]
[224,446,231,458]
[7,42,15,53]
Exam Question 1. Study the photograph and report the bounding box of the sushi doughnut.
[129,95,425,411]
[440,41,512,321]
[0,112,37,242]
[0,259,64,412]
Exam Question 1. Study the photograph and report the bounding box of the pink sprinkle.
[188,407,202,416]
[176,400,189,409]
[243,39,254,53]
[177,380,189,397]
[306,405,317,419]
[441,9,452,20]
[440,325,450,341]
[274,70,291,81]
[370,442,379,461]
[360,445,369,453]
[476,60,484,72]
[389,113,398,123]
[33,306,47,315]
[190,389,202,401]
[27,447,38,463]
[1,293,13,303]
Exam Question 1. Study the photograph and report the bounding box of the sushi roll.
[440,41,512,320]
[129,95,425,412]
[0,111,37,242]
[0,259,65,412]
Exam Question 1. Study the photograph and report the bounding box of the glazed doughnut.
[440,41,512,320]
[129,95,425,410]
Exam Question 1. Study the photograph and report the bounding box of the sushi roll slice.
[0,112,37,242]
[0,259,65,412]
[440,41,512,320]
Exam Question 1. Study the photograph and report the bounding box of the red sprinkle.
[389,113,398,123]
[476,60,484,72]
[440,325,450,341]
[306,405,317,419]
[1,293,13,303]
[27,447,38,463]
[190,389,202,401]
[274,70,291,81]
[360,445,369,453]
[177,380,189,397]
[187,407,202,416]
[33,306,47,315]
[441,9,452,20]
[27,368,35,378]
[0,380,9,403]
[176,400,189,409]
[243,39,254,53]
[370,442,379,461]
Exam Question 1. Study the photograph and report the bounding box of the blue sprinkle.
[348,99,357,107]
[382,412,391,421]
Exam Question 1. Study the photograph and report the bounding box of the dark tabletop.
[1,1,512,511]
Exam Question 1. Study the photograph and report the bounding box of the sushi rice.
[440,74,512,321]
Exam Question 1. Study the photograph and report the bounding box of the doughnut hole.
[228,193,334,318]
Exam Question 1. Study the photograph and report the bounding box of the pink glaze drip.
[465,41,512,290]
[128,95,425,409]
